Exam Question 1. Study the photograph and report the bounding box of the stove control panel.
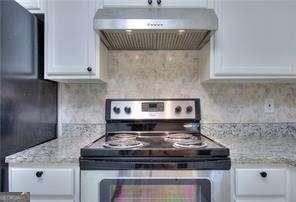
[107,99,199,120]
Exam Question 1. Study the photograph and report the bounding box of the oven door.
[100,179,210,202]
[81,170,230,202]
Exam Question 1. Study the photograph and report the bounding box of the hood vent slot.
[100,30,212,50]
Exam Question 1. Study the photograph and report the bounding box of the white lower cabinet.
[31,200,73,202]
[233,166,291,202]
[236,168,286,196]
[103,0,208,8]
[236,199,286,202]
[9,166,79,202]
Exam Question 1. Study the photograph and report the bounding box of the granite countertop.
[5,135,100,165]
[5,134,296,167]
[211,135,296,167]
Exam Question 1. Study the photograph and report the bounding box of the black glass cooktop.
[81,132,229,158]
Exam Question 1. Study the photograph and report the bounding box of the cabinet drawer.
[236,169,286,196]
[10,168,74,196]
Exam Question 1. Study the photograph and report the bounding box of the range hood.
[94,8,218,50]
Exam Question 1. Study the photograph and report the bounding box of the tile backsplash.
[61,50,296,125]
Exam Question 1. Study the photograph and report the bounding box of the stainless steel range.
[80,99,231,202]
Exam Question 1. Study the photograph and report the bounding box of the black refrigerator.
[0,0,58,191]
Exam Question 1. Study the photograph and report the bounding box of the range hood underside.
[99,30,212,50]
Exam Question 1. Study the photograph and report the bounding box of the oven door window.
[100,179,211,202]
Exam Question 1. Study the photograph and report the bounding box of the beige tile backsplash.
[61,50,296,124]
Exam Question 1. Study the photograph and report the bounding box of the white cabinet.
[233,167,289,202]
[200,1,296,81]
[158,0,208,8]
[15,0,45,13]
[103,0,208,8]
[45,0,108,83]
[236,199,285,202]
[236,169,286,196]
[9,166,79,202]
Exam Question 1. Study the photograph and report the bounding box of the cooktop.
[81,132,229,158]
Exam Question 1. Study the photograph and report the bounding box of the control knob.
[186,105,193,113]
[124,107,131,114]
[175,106,182,113]
[113,106,120,114]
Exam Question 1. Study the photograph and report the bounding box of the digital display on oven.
[142,102,164,112]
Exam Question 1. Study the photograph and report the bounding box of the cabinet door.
[103,0,207,8]
[213,1,296,78]
[10,168,74,195]
[46,0,97,77]
[103,0,150,7]
[235,169,286,196]
[31,200,73,202]
[236,199,285,202]
[159,0,208,8]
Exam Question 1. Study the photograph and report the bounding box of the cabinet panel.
[46,0,95,76]
[103,0,208,8]
[103,0,150,7]
[31,200,73,202]
[213,0,296,77]
[10,168,74,196]
[236,199,285,202]
[159,0,208,8]
[236,168,286,196]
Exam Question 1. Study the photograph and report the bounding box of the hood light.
[126,29,133,34]
[178,30,185,34]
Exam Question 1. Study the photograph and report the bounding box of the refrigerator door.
[0,0,57,191]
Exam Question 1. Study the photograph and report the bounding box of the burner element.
[110,133,137,141]
[103,139,144,149]
[173,139,207,149]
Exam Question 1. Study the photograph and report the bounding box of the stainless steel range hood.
[94,8,218,50]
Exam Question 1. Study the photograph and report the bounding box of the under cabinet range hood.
[94,8,218,50]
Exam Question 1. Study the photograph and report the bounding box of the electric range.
[80,99,231,202]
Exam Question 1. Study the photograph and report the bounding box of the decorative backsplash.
[60,122,296,137]
[61,50,296,125]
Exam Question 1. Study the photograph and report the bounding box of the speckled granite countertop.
[5,135,296,167]
[211,135,296,167]
[5,135,100,165]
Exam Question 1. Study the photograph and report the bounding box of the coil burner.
[103,139,145,149]
[173,139,207,149]
[110,133,138,141]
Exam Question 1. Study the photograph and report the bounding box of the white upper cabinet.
[201,0,296,81]
[103,0,208,8]
[45,0,107,83]
[15,0,45,13]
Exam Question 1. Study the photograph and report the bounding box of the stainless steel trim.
[94,8,218,50]
[110,100,196,120]
[81,170,231,202]
[95,19,217,30]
